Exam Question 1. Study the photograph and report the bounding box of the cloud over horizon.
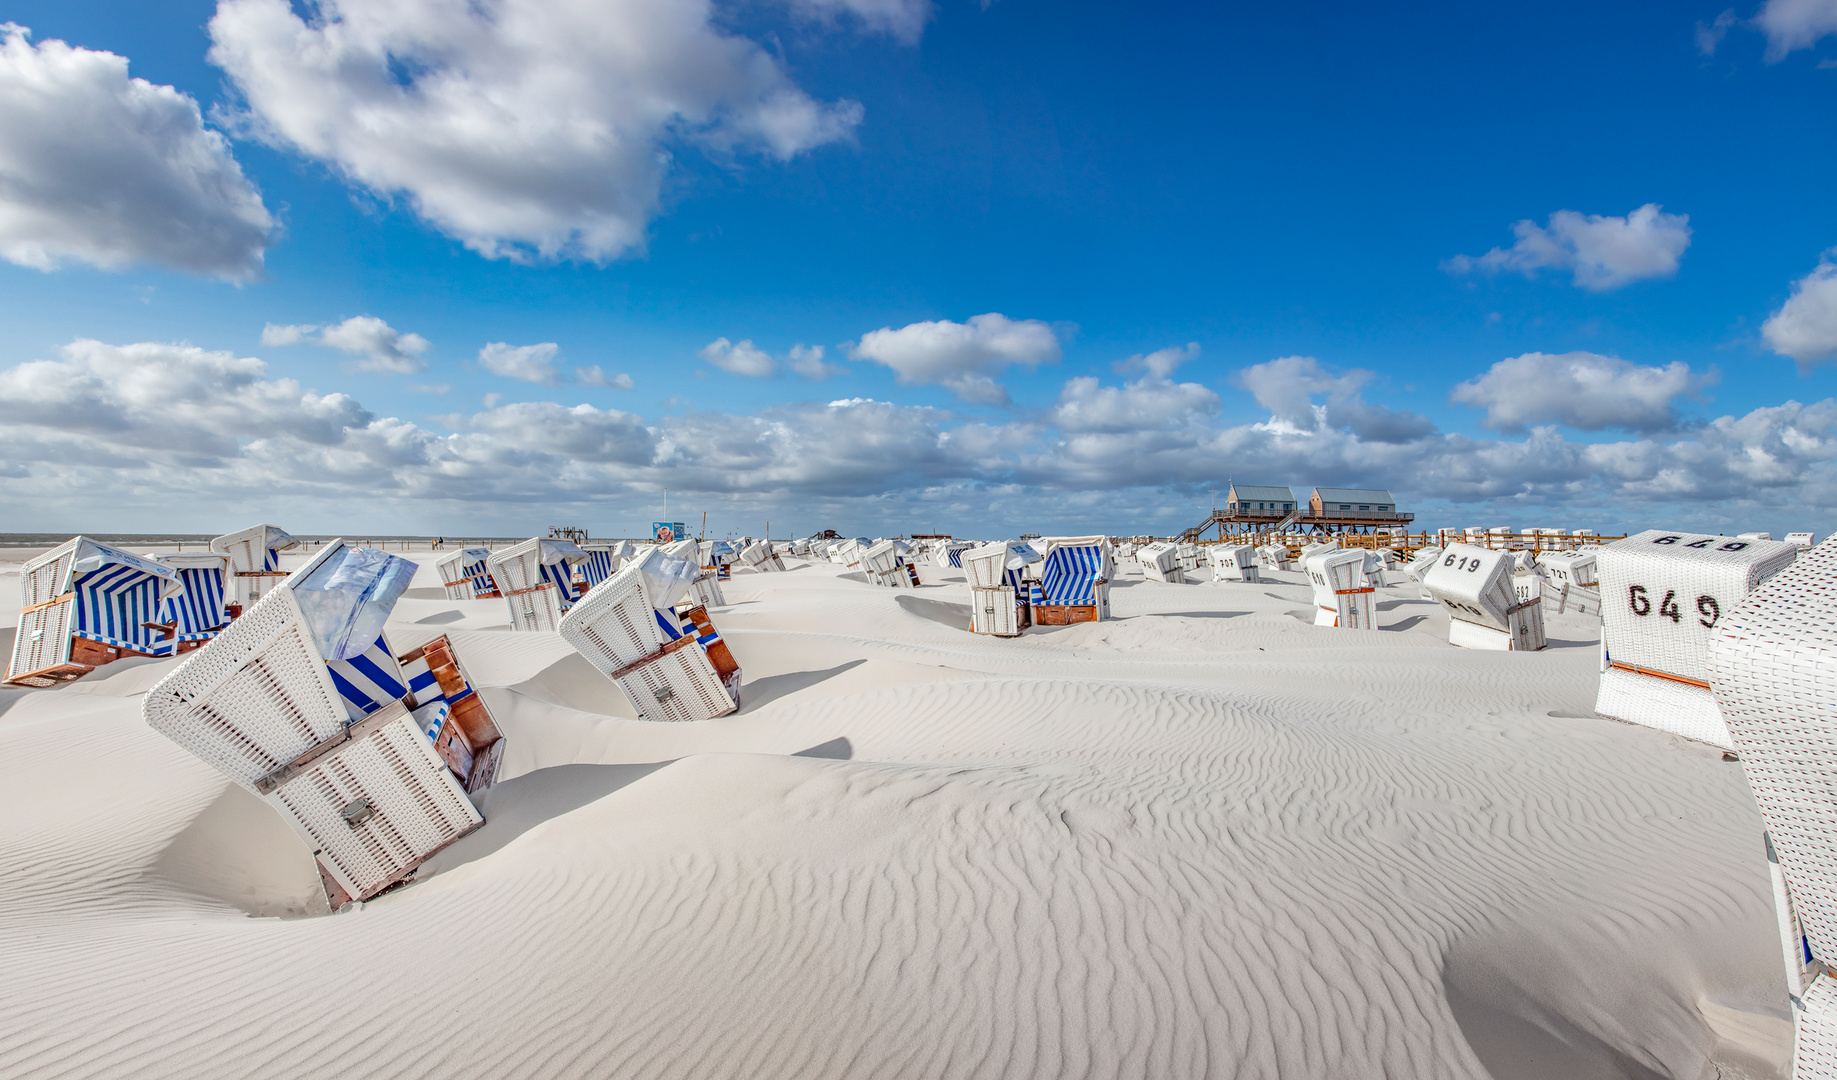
[1451,352,1707,433]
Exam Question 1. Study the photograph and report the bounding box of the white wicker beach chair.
[1300,540,1341,562]
[152,551,233,656]
[7,537,183,686]
[579,543,629,592]
[1211,545,1260,583]
[965,542,1038,634]
[1257,543,1293,571]
[487,538,590,632]
[210,524,302,612]
[1138,542,1185,584]
[1597,530,1798,748]
[1306,549,1377,629]
[1404,546,1444,599]
[1705,537,1837,1072]
[1786,532,1818,549]
[558,554,738,722]
[435,548,499,601]
[1539,550,1601,616]
[1420,543,1546,651]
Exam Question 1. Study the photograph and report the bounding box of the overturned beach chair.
[1706,538,1837,1073]
[1300,540,1340,562]
[211,524,303,614]
[152,551,233,656]
[739,540,786,574]
[435,547,500,601]
[1030,539,1111,624]
[1306,549,1377,630]
[1420,543,1545,651]
[143,541,484,905]
[487,538,590,632]
[8,537,183,686]
[559,552,739,722]
[862,539,918,588]
[1596,529,1798,749]
[1539,550,1601,616]
[965,541,1039,636]
[1404,546,1443,600]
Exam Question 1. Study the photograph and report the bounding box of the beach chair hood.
[291,544,417,662]
[628,548,699,610]
[68,538,184,601]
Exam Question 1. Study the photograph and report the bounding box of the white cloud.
[788,343,844,379]
[1235,356,1436,444]
[1763,252,1837,366]
[700,337,777,377]
[0,24,272,280]
[260,322,316,346]
[789,0,933,42]
[1444,204,1692,291]
[1112,342,1199,379]
[576,365,634,390]
[207,0,863,263]
[1450,352,1705,433]
[1697,9,1738,55]
[1050,372,1218,435]
[849,312,1061,403]
[315,316,430,373]
[1756,0,1837,60]
[479,341,562,385]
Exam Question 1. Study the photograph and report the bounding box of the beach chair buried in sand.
[559,549,740,722]
[1595,529,1799,750]
[738,540,786,574]
[487,537,591,632]
[1305,548,1378,630]
[965,540,1041,636]
[1210,544,1260,583]
[1420,543,1546,651]
[210,523,303,615]
[1404,545,1443,600]
[1538,549,1601,616]
[1029,539,1111,624]
[1257,543,1293,571]
[702,540,737,580]
[7,537,184,686]
[150,551,233,656]
[143,541,495,906]
[862,539,919,588]
[1705,538,1837,1076]
[435,547,500,601]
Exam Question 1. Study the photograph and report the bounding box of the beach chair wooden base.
[1034,603,1101,626]
[1595,665,1731,749]
[677,605,741,681]
[255,699,483,904]
[398,636,506,796]
[7,631,161,687]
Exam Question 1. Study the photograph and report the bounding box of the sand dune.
[0,552,1791,1078]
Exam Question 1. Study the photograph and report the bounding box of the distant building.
[1309,487,1399,515]
[1225,484,1297,515]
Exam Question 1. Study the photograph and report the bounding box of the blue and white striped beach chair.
[559,552,740,722]
[211,523,302,612]
[436,547,499,600]
[1031,541,1111,624]
[487,538,591,631]
[8,537,184,686]
[152,552,232,653]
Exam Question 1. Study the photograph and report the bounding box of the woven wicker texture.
[1210,545,1259,582]
[1541,551,1599,589]
[690,571,726,608]
[970,585,1020,636]
[265,708,481,900]
[1601,529,1797,683]
[8,601,73,684]
[558,567,675,673]
[1708,537,1837,988]
[19,539,77,606]
[1257,544,1292,570]
[1595,667,1728,746]
[611,645,738,723]
[1405,546,1444,583]
[862,540,901,576]
[142,587,350,789]
[434,550,477,600]
[1769,832,1817,1004]
[1798,976,1837,1079]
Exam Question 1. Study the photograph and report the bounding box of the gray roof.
[1228,484,1295,502]
[1313,487,1397,505]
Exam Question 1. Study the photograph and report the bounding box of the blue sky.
[1,0,1835,540]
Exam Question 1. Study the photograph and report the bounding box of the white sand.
[0,551,1793,1079]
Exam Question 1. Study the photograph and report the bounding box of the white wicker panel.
[970,586,1019,636]
[862,541,901,575]
[964,545,1009,588]
[19,539,77,606]
[8,601,73,683]
[1405,546,1443,583]
[1797,976,1837,1078]
[690,572,725,608]
[434,551,475,601]
[1596,666,1729,748]
[613,645,737,723]
[558,568,674,673]
[1600,529,1797,682]
[1211,546,1259,582]
[1770,833,1816,1004]
[1306,550,1375,630]
[142,587,350,789]
[265,709,481,900]
[497,582,562,633]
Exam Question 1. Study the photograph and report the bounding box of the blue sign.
[652,522,687,542]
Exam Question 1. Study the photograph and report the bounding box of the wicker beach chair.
[579,542,631,592]
[397,634,505,795]
[1138,542,1185,584]
[487,538,590,632]
[7,537,184,686]
[558,553,739,722]
[1420,543,1545,651]
[1258,543,1293,571]
[964,541,1039,635]
[1306,549,1377,630]
[1211,544,1261,583]
[211,524,303,613]
[1404,545,1444,599]
[1597,530,1798,748]
[1706,537,1837,1072]
[1539,550,1601,616]
[435,547,500,601]
[1031,540,1111,624]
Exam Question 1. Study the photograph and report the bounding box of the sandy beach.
[0,547,1792,1079]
